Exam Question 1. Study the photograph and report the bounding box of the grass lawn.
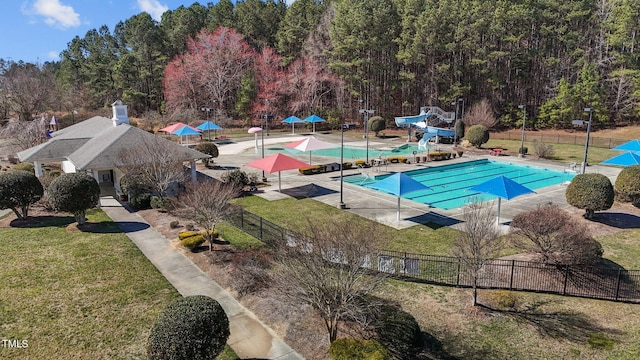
[0,209,238,359]
[485,138,618,165]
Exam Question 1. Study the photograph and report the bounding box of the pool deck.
[204,132,622,232]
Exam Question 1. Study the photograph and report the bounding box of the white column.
[33,161,43,177]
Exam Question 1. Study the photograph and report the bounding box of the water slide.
[395,106,456,143]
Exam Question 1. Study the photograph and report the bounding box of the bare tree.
[451,198,502,306]
[117,135,189,198]
[509,203,603,265]
[0,61,55,120]
[172,179,240,251]
[272,215,390,343]
[0,117,49,152]
[463,98,498,128]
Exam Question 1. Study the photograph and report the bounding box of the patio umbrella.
[601,151,640,166]
[282,115,304,134]
[171,125,201,144]
[468,175,535,225]
[244,153,311,191]
[248,127,263,153]
[369,172,432,222]
[304,114,325,133]
[284,136,338,164]
[159,122,187,133]
[197,121,223,141]
[612,139,640,152]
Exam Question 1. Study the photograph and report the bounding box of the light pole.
[261,116,266,182]
[359,99,375,165]
[339,115,346,209]
[518,104,526,157]
[201,106,213,141]
[582,108,593,174]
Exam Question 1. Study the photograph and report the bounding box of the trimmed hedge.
[47,172,100,225]
[129,192,152,210]
[428,152,452,161]
[565,173,614,219]
[465,124,490,148]
[0,170,44,218]
[329,338,390,360]
[181,235,205,250]
[147,295,230,360]
[615,165,640,204]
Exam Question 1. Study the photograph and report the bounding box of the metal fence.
[491,132,627,149]
[227,209,640,303]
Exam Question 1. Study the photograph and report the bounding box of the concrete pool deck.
[204,133,622,232]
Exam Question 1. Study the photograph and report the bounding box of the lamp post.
[339,115,346,209]
[359,99,375,165]
[518,104,526,157]
[201,106,213,141]
[582,108,593,174]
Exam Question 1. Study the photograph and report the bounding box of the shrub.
[194,142,219,167]
[428,151,451,161]
[533,140,555,159]
[179,230,218,240]
[519,146,528,155]
[11,162,34,173]
[47,173,100,225]
[120,174,150,196]
[368,116,386,137]
[221,169,249,188]
[0,170,44,218]
[486,290,518,310]
[169,220,180,229]
[615,165,640,204]
[129,192,152,210]
[150,195,172,209]
[227,249,274,297]
[329,338,390,360]
[147,295,230,360]
[181,235,205,251]
[465,124,489,148]
[372,304,422,360]
[454,119,465,142]
[566,173,614,219]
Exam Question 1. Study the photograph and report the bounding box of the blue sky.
[1,0,294,64]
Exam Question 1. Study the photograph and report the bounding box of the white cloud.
[137,0,168,21]
[28,0,80,29]
[47,50,60,60]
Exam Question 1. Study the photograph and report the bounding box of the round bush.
[454,119,465,142]
[329,338,390,360]
[11,162,34,173]
[368,116,386,136]
[373,305,423,360]
[0,170,44,218]
[47,173,100,224]
[222,169,249,188]
[150,195,172,209]
[464,124,490,148]
[147,295,230,360]
[129,192,151,210]
[195,142,219,166]
[181,235,205,251]
[119,174,150,196]
[566,173,614,219]
[615,165,640,204]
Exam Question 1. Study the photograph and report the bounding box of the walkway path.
[99,196,303,360]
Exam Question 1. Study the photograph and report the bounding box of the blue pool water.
[344,159,576,210]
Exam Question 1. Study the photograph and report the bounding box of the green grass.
[217,221,263,250]
[0,209,239,359]
[485,138,618,164]
[596,228,640,269]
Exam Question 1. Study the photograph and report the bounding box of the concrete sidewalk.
[99,196,303,360]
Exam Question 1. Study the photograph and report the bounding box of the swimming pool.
[266,143,422,159]
[344,159,576,210]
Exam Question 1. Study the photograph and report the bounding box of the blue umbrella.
[369,172,432,221]
[304,114,325,133]
[282,115,304,134]
[468,175,535,225]
[172,125,201,144]
[612,139,640,152]
[197,121,223,140]
[601,151,640,167]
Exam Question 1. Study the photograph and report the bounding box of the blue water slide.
[395,109,430,127]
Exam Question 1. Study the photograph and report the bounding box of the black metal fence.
[227,209,640,303]
[491,132,627,149]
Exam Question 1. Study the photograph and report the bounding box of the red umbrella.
[245,153,311,191]
[159,122,187,133]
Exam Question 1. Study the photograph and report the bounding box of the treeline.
[1,0,639,130]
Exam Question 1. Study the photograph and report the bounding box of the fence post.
[456,258,461,286]
[563,266,570,295]
[509,260,515,290]
[615,269,622,301]
[240,209,244,228]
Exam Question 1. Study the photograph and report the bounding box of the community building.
[17,101,207,197]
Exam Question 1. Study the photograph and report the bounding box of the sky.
[1,0,294,64]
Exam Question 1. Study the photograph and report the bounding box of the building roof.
[18,116,208,170]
